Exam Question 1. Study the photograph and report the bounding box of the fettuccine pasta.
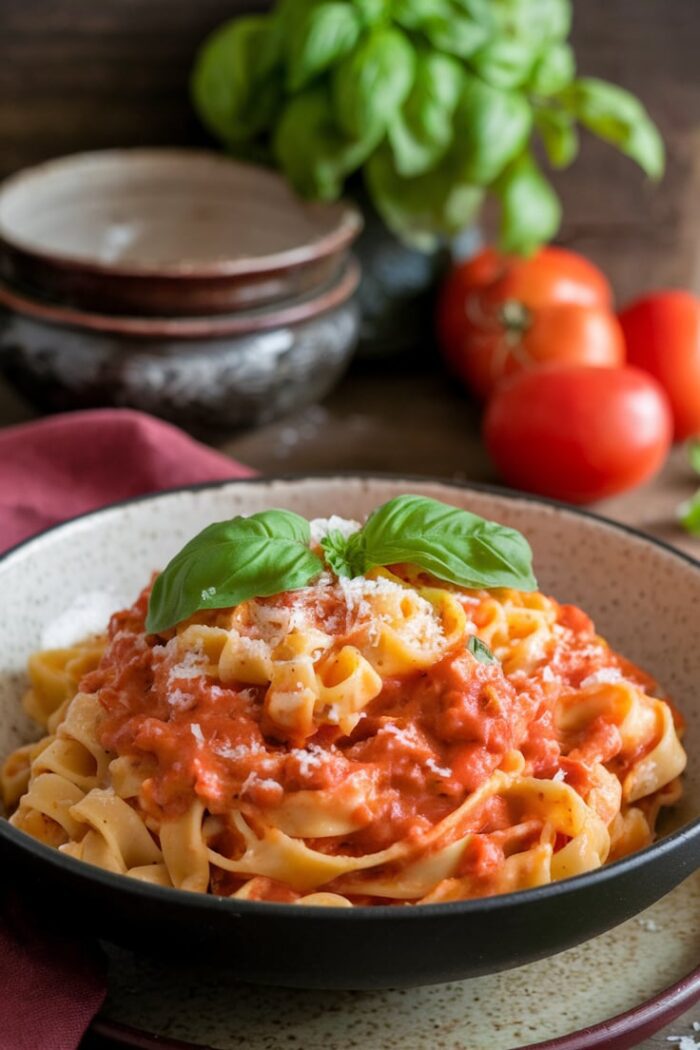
[2,517,686,906]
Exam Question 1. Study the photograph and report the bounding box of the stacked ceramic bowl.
[0,149,362,428]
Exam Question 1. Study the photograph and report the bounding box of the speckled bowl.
[0,476,698,990]
[0,260,360,429]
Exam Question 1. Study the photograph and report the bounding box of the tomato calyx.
[500,299,533,340]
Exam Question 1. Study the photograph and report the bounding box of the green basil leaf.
[332,27,416,140]
[146,510,323,634]
[353,0,391,23]
[560,77,665,181]
[496,151,562,254]
[421,10,490,59]
[453,0,494,25]
[528,42,575,96]
[321,529,366,578]
[535,107,578,168]
[690,438,700,475]
[392,0,451,29]
[471,38,538,90]
[191,16,281,145]
[467,635,498,664]
[353,494,538,590]
[388,51,463,177]
[679,491,700,537]
[274,85,379,199]
[494,0,571,43]
[452,73,533,186]
[287,3,362,91]
[366,144,483,249]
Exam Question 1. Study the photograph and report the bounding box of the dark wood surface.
[1,2,700,1047]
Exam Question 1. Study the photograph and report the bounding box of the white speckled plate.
[95,869,700,1049]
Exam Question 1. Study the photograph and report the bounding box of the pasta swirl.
[2,550,686,906]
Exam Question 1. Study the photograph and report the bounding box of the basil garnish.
[147,495,537,633]
[679,439,700,537]
[467,635,497,665]
[146,510,323,634]
[321,495,537,591]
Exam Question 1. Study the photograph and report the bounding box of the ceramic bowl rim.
[1,471,699,921]
[0,257,360,339]
[0,148,363,279]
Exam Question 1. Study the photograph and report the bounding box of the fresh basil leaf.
[422,10,490,59]
[366,144,483,250]
[287,3,362,91]
[353,0,391,24]
[497,151,562,254]
[471,38,538,90]
[332,27,416,140]
[321,529,367,578]
[392,0,451,29]
[560,77,665,181]
[355,494,538,591]
[191,16,282,145]
[690,438,700,475]
[528,42,575,96]
[535,107,578,168]
[274,85,378,199]
[388,51,463,177]
[453,0,494,25]
[467,635,498,664]
[146,510,324,634]
[679,491,700,537]
[453,73,533,186]
[494,0,571,43]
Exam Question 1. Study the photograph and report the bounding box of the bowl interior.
[1,476,698,837]
[0,150,360,273]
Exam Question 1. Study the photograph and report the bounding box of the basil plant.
[191,0,664,252]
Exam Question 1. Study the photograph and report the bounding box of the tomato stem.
[500,299,532,336]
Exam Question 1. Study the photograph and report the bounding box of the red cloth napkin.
[0,408,253,1050]
[0,407,253,551]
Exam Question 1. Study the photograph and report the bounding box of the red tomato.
[483,364,672,504]
[437,246,624,399]
[618,290,700,441]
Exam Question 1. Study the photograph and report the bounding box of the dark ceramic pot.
[352,196,482,359]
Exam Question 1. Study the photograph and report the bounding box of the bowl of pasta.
[0,475,698,989]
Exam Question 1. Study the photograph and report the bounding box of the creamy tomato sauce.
[81,582,668,901]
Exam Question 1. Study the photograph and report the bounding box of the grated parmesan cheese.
[168,688,195,713]
[169,646,207,681]
[580,667,623,688]
[667,1037,700,1049]
[309,516,361,546]
[425,756,452,778]
[190,723,205,745]
[289,744,328,778]
[552,768,566,783]
[240,772,280,794]
[213,741,264,761]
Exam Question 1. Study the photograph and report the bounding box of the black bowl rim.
[0,148,364,279]
[1,471,699,922]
